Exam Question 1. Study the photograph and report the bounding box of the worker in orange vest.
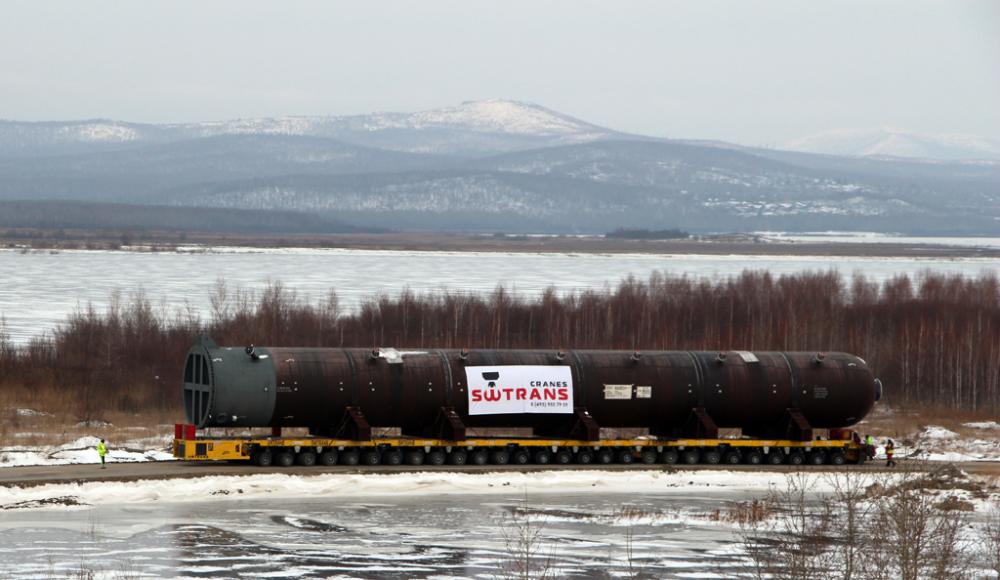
[885,439,896,467]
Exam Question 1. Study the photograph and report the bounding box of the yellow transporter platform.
[173,433,864,466]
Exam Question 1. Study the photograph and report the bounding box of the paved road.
[1,459,996,488]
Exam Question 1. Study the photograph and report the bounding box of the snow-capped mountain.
[0,100,620,157]
[785,128,1000,161]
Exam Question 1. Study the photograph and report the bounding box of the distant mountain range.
[785,127,1000,161]
[1,100,998,234]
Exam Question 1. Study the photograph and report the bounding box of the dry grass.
[858,403,1000,441]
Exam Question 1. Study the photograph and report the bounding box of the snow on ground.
[0,435,173,468]
[0,469,818,511]
[885,425,1000,462]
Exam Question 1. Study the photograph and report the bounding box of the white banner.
[466,365,573,415]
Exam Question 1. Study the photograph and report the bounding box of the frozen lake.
[0,490,750,579]
[0,247,997,344]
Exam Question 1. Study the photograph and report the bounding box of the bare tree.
[494,493,555,580]
[984,505,1000,579]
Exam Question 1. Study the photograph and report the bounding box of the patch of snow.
[964,421,1000,430]
[59,122,138,143]
[75,419,113,428]
[920,426,959,440]
[0,435,172,468]
[13,408,52,417]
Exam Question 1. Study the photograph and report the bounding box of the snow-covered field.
[0,469,800,510]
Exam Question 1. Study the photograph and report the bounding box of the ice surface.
[2,247,996,345]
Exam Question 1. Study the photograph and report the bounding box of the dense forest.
[1,270,998,419]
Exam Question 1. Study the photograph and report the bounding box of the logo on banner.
[466,365,573,415]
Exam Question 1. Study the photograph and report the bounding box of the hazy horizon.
[1,1,998,145]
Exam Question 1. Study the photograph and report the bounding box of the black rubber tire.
[640,450,658,464]
[362,450,381,466]
[555,450,574,464]
[512,450,531,465]
[427,450,447,465]
[296,451,317,467]
[723,450,742,465]
[829,451,846,466]
[533,450,552,465]
[767,451,784,465]
[618,450,635,464]
[660,450,679,465]
[471,450,489,465]
[597,449,615,464]
[576,450,594,464]
[808,452,826,465]
[448,450,468,465]
[744,450,763,465]
[255,449,273,467]
[340,450,360,466]
[383,450,403,466]
[703,449,721,465]
[788,452,805,466]
[275,451,295,467]
[404,450,425,466]
[682,449,700,465]
[318,451,338,466]
[491,450,510,465]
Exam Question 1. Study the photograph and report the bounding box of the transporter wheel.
[555,450,574,464]
[471,450,489,465]
[340,450,360,466]
[404,450,425,466]
[828,451,846,466]
[766,451,784,465]
[448,450,468,465]
[491,450,510,465]
[533,450,552,465]
[660,450,679,465]
[512,449,531,465]
[362,450,381,466]
[702,449,721,465]
[682,449,700,465]
[617,450,635,464]
[318,451,338,466]
[722,450,742,465]
[383,450,403,466]
[275,450,295,467]
[254,449,273,467]
[597,449,615,464]
[744,450,763,465]
[427,450,447,466]
[296,451,317,467]
[576,450,594,465]
[787,452,805,466]
[640,450,658,464]
[808,452,826,465]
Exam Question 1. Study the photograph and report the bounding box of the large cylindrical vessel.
[182,337,880,438]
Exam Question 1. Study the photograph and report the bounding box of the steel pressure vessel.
[182,337,880,437]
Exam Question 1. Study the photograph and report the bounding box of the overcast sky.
[1,1,997,144]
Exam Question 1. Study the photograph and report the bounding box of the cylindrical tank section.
[182,337,880,439]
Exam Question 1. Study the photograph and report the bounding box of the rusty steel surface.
[183,339,878,436]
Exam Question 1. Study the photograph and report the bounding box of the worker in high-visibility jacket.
[864,434,875,461]
[97,439,108,469]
